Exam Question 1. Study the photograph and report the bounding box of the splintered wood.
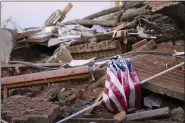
[2,66,89,99]
[44,3,73,27]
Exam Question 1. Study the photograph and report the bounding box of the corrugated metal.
[130,44,184,100]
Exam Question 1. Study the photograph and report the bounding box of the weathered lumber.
[114,111,126,123]
[97,11,123,21]
[2,66,89,100]
[132,39,148,50]
[109,20,136,31]
[44,3,73,27]
[123,2,144,10]
[3,73,89,100]
[83,6,122,19]
[1,62,65,70]
[48,35,85,47]
[5,74,89,89]
[72,107,169,122]
[2,66,89,85]
[83,2,144,20]
[65,19,118,27]
[16,28,42,39]
[126,107,169,121]
[26,31,52,43]
[120,6,149,21]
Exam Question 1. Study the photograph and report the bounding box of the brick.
[2,96,61,123]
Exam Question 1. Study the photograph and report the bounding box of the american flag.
[103,56,141,113]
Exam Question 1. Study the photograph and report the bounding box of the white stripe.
[127,70,136,108]
[104,79,114,112]
[108,89,124,112]
[107,68,127,107]
[103,93,114,112]
[105,80,110,88]
[105,80,124,112]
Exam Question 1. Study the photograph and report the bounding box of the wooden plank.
[132,39,148,50]
[125,107,169,121]
[114,111,126,123]
[16,28,42,39]
[72,107,169,122]
[44,3,73,27]
[26,31,51,43]
[83,6,121,19]
[2,66,89,85]
[1,62,64,70]
[5,73,89,89]
[62,3,73,15]
[3,86,8,100]
[58,35,81,40]
[65,19,118,27]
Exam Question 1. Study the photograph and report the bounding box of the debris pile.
[1,1,184,123]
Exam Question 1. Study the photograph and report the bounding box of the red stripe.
[104,61,141,113]
[106,73,128,111]
[130,71,141,109]
[120,70,131,108]
[104,87,119,113]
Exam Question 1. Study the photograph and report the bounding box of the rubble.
[2,66,89,99]
[1,1,185,123]
[1,96,60,123]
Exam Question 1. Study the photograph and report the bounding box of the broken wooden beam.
[72,107,169,122]
[5,74,89,89]
[83,6,122,19]
[26,31,52,43]
[126,107,169,121]
[64,19,118,27]
[1,62,64,70]
[2,66,89,100]
[44,3,73,27]
[120,6,149,21]
[2,66,89,85]
[132,39,148,50]
[16,28,42,39]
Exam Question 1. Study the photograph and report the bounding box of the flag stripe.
[103,56,141,113]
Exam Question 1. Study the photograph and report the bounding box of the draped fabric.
[103,56,141,113]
